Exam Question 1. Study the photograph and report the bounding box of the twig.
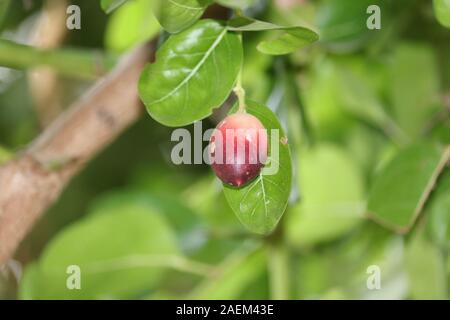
[77,254,216,277]
[0,41,155,264]
[0,39,117,80]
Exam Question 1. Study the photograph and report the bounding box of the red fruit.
[209,112,268,187]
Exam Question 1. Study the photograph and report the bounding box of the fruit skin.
[209,112,268,187]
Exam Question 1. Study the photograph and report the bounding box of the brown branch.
[0,41,155,264]
[28,0,69,127]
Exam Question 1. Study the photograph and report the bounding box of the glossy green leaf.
[139,19,243,127]
[285,144,365,247]
[222,100,292,235]
[19,202,179,299]
[105,0,160,53]
[154,0,213,33]
[101,0,128,13]
[434,0,450,28]
[368,144,449,232]
[228,17,318,56]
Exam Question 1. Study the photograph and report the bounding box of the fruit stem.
[234,71,246,113]
[234,33,246,113]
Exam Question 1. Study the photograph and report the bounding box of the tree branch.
[0,41,155,264]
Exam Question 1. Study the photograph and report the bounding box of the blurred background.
[0,0,449,299]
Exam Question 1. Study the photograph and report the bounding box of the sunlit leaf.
[223,100,292,235]
[105,0,160,53]
[434,0,450,28]
[228,16,319,55]
[155,0,213,33]
[139,19,243,126]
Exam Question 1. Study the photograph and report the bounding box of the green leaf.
[105,0,160,53]
[19,202,179,299]
[405,229,447,299]
[139,19,243,127]
[257,29,319,55]
[215,0,258,9]
[302,58,354,140]
[317,0,379,51]
[222,100,292,235]
[434,0,450,28]
[188,242,266,299]
[88,190,202,251]
[155,0,213,33]
[335,63,408,145]
[182,175,245,233]
[285,144,365,247]
[427,169,450,248]
[0,0,10,28]
[390,44,439,138]
[368,144,450,232]
[101,0,128,13]
[228,17,319,56]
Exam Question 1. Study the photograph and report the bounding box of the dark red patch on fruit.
[209,113,268,187]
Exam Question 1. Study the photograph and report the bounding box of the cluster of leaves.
[135,0,319,234]
[1,0,450,299]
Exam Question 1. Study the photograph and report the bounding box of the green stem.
[233,33,246,113]
[0,39,118,79]
[234,69,246,113]
[267,242,290,300]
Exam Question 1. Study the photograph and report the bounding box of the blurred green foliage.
[0,0,450,300]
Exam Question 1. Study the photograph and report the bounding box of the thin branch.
[0,41,155,264]
[0,39,117,80]
[77,255,216,277]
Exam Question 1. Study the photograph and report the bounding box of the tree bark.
[0,41,155,264]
